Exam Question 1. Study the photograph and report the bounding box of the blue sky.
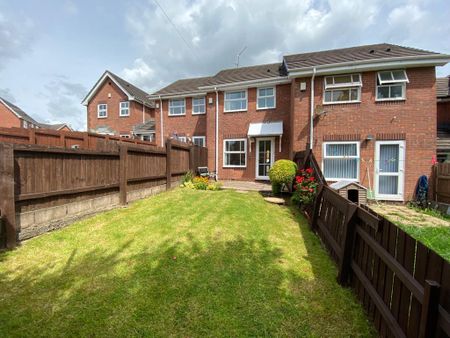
[0,0,449,130]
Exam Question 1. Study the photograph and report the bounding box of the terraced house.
[149,43,450,201]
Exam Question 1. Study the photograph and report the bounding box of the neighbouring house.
[437,76,450,162]
[150,43,450,201]
[0,97,72,131]
[82,71,156,141]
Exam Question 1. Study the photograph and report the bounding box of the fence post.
[337,203,358,286]
[29,128,36,145]
[119,145,128,205]
[189,145,195,172]
[0,143,17,248]
[310,184,324,231]
[419,280,440,338]
[166,139,172,190]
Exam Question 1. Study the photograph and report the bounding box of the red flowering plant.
[291,167,318,205]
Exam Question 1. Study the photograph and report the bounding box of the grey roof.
[132,119,155,133]
[39,123,71,131]
[0,97,40,125]
[107,71,155,108]
[283,43,440,71]
[329,180,367,190]
[83,71,155,108]
[152,76,213,96]
[206,63,285,86]
[437,77,450,98]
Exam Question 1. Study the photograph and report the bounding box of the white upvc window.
[224,90,247,112]
[120,134,131,139]
[23,120,28,129]
[119,101,130,116]
[177,136,187,142]
[192,97,206,115]
[323,74,362,104]
[169,99,186,116]
[97,104,107,118]
[257,87,276,109]
[376,70,408,101]
[323,141,360,181]
[223,139,247,167]
[192,136,206,147]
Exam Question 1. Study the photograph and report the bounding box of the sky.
[0,0,449,131]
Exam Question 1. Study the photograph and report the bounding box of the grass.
[371,203,450,262]
[0,189,374,337]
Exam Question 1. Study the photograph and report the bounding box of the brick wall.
[87,79,154,135]
[291,67,437,200]
[0,102,21,128]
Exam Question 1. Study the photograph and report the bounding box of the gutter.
[159,95,164,146]
[310,67,316,150]
[215,88,219,180]
[199,77,290,91]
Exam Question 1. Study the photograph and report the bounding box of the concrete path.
[220,180,272,192]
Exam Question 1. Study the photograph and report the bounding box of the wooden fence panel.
[433,163,450,204]
[300,152,450,338]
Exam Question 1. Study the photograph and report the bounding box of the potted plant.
[268,160,297,195]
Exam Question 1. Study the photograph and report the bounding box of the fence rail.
[0,126,157,151]
[0,139,208,249]
[302,153,450,338]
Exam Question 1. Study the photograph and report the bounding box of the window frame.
[177,136,187,143]
[376,70,408,102]
[192,97,206,115]
[223,138,247,168]
[323,74,362,105]
[256,86,276,110]
[168,98,186,116]
[224,90,248,113]
[192,136,206,147]
[120,134,131,139]
[119,101,130,117]
[322,141,360,181]
[97,103,108,118]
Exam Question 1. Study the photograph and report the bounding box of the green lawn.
[0,189,374,337]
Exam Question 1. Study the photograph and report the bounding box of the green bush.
[268,160,297,194]
[182,170,195,184]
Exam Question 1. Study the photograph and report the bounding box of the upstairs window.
[323,142,360,181]
[169,99,186,116]
[192,136,206,147]
[323,74,362,104]
[257,87,276,109]
[97,104,107,118]
[192,97,206,114]
[376,70,408,101]
[224,90,247,112]
[119,101,129,116]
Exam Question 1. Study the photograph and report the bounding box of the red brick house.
[0,97,72,131]
[82,71,156,141]
[150,43,450,201]
[437,76,450,161]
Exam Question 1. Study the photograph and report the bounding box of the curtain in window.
[324,143,358,179]
[378,144,400,195]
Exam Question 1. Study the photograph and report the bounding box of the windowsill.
[375,98,406,103]
[168,114,186,117]
[97,116,107,119]
[223,165,247,169]
[192,112,206,115]
[224,109,247,113]
[256,106,276,111]
[119,115,130,117]
[322,101,361,105]
[325,178,359,182]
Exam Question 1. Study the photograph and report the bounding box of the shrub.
[182,170,195,184]
[268,160,297,194]
[291,168,318,206]
[207,182,223,191]
[193,176,209,190]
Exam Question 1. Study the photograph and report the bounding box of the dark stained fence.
[302,153,450,338]
[432,163,450,204]
[0,139,208,249]
[0,126,157,151]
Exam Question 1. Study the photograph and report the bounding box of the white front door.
[374,141,405,201]
[256,138,275,180]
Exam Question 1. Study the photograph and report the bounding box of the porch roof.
[247,121,283,137]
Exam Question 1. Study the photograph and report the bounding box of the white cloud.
[0,87,15,102]
[121,58,155,91]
